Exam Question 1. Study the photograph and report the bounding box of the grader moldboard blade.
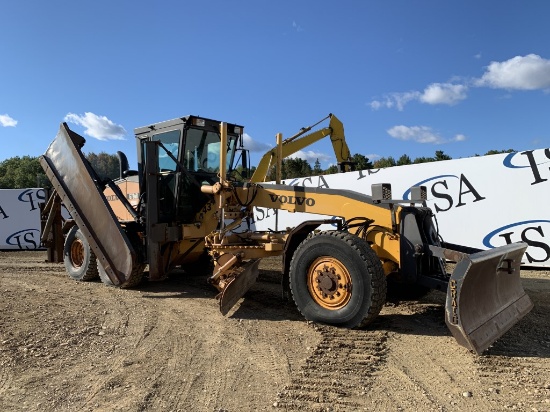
[443,242,532,354]
[218,259,261,315]
[39,123,139,286]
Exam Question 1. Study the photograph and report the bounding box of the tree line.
[0,149,515,189]
[0,152,120,189]
[266,149,514,180]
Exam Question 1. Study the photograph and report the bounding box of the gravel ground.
[1,251,549,411]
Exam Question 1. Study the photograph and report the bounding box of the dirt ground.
[1,251,549,412]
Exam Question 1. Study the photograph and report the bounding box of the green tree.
[0,156,47,189]
[484,149,515,155]
[352,153,373,170]
[434,150,452,161]
[413,156,435,164]
[373,156,396,169]
[267,158,313,180]
[324,164,339,175]
[284,158,313,179]
[396,154,412,166]
[86,152,120,181]
[313,158,323,175]
[233,165,256,181]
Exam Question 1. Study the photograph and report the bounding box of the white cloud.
[64,112,126,141]
[370,91,420,111]
[387,125,466,144]
[370,54,550,112]
[369,100,383,110]
[388,125,440,143]
[0,114,17,127]
[475,54,550,90]
[370,83,466,111]
[419,83,468,105]
[288,150,332,164]
[243,133,272,152]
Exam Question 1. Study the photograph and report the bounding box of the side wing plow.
[39,123,140,286]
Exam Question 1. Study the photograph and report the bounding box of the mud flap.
[443,242,533,354]
[218,259,261,315]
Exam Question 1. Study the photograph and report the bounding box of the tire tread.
[289,230,387,329]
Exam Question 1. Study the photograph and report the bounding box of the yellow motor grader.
[39,114,532,354]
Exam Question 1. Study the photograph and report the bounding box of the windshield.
[183,127,239,173]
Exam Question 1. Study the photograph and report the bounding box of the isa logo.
[18,189,46,211]
[403,174,485,213]
[503,149,550,185]
[6,229,41,250]
[483,220,550,264]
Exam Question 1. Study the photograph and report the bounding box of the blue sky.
[1,1,550,169]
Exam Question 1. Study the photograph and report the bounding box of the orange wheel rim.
[70,239,85,268]
[307,256,352,310]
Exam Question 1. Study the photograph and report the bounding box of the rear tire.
[63,226,99,281]
[289,230,387,328]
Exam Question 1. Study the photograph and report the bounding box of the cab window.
[153,129,180,172]
[184,127,238,173]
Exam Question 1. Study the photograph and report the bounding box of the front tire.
[97,259,145,288]
[289,230,386,328]
[63,226,99,281]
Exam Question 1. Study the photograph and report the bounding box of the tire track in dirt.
[79,287,165,411]
[67,273,317,412]
[0,253,318,412]
[474,292,550,412]
[357,296,498,412]
[0,367,11,399]
[3,252,550,412]
[274,324,389,411]
[68,277,217,411]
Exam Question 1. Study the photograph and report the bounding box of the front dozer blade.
[219,259,261,315]
[443,242,532,354]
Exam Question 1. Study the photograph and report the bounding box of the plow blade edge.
[443,242,532,354]
[219,259,261,315]
[39,123,139,286]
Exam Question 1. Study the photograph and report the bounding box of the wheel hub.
[70,239,85,268]
[307,257,352,310]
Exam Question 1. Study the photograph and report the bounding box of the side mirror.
[117,151,130,179]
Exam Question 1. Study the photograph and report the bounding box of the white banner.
[252,149,550,267]
[3,149,549,265]
[0,188,46,250]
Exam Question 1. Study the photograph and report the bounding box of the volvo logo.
[268,194,315,206]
